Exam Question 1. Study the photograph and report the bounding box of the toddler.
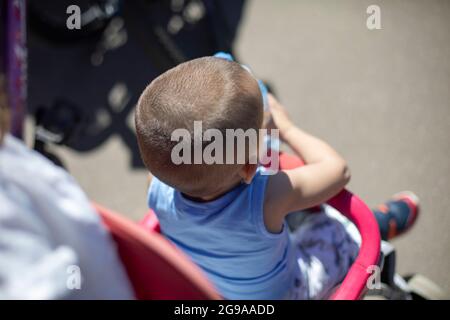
[135,57,417,299]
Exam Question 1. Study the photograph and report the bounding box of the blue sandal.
[373,191,420,241]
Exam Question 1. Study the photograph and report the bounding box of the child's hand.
[265,94,295,141]
[263,93,350,233]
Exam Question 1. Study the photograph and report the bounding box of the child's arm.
[264,94,351,233]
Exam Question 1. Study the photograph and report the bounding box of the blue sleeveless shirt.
[148,168,299,299]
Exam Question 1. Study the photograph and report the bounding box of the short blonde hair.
[135,57,263,196]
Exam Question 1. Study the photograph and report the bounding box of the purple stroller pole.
[1,0,26,138]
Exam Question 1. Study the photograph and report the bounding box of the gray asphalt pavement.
[41,0,450,295]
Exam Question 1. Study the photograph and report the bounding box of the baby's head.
[135,57,264,199]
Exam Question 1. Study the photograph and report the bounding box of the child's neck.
[183,180,242,203]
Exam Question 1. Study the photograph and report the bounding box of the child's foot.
[373,191,420,241]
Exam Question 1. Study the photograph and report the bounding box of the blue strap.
[214,52,268,110]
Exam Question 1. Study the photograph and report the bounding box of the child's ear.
[238,163,258,184]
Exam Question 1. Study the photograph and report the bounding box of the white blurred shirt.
[0,134,134,299]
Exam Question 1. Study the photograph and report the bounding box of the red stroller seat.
[95,203,221,300]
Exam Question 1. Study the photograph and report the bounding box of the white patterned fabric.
[287,205,360,299]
